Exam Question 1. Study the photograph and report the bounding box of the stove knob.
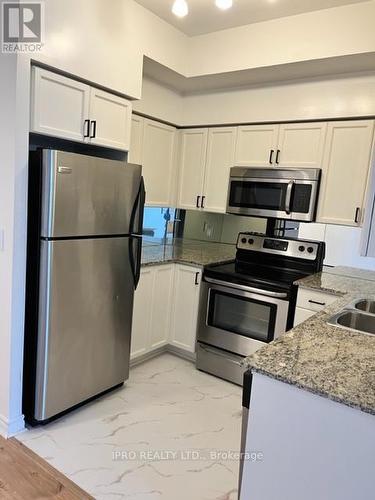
[241,237,247,244]
[248,238,254,245]
[298,245,305,252]
[307,247,314,254]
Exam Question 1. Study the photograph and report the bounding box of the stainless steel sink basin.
[328,310,375,335]
[354,299,375,314]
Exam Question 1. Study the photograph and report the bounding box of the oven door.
[198,279,289,357]
[227,177,318,221]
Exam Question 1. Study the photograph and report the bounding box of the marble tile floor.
[18,354,242,500]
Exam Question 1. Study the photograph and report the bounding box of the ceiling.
[134,0,369,36]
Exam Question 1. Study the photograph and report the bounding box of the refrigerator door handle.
[130,177,145,237]
[129,235,142,290]
[129,176,145,290]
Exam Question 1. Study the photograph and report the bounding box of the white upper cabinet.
[235,125,278,167]
[177,129,208,210]
[317,120,375,226]
[142,118,177,206]
[170,265,201,353]
[128,116,177,206]
[276,122,327,168]
[203,127,237,213]
[235,122,327,168]
[31,67,132,151]
[128,114,144,165]
[31,67,90,143]
[88,88,132,150]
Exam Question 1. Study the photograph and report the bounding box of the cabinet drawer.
[297,288,339,312]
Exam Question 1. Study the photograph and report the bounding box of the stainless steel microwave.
[226,167,321,222]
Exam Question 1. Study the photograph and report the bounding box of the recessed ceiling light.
[172,0,189,18]
[215,0,233,10]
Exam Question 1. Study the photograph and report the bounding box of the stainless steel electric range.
[196,232,325,385]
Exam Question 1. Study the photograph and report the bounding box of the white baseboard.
[130,344,196,368]
[0,413,25,438]
[166,344,196,363]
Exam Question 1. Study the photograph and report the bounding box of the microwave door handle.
[285,180,294,215]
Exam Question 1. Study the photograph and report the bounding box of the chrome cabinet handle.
[195,272,200,285]
[204,277,288,299]
[285,180,294,215]
[201,196,205,209]
[196,195,201,208]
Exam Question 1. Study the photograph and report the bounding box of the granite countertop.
[244,267,375,415]
[141,238,236,268]
[294,265,375,295]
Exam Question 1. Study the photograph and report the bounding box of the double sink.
[328,299,375,336]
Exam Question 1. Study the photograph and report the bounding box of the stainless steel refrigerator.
[24,149,145,424]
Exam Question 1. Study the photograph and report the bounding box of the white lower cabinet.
[131,265,174,360]
[131,264,201,361]
[294,307,315,327]
[131,267,154,359]
[149,265,175,350]
[294,287,340,327]
[169,265,202,353]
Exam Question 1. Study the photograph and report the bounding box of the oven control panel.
[237,232,319,260]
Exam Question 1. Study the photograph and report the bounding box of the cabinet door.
[294,307,315,327]
[89,88,132,150]
[235,125,279,167]
[170,266,201,353]
[317,121,375,226]
[142,119,176,206]
[128,115,144,164]
[203,127,237,213]
[177,129,208,210]
[31,67,90,142]
[131,268,153,359]
[149,265,174,350]
[276,122,327,168]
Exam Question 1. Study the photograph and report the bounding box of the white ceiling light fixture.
[215,0,233,10]
[172,0,189,18]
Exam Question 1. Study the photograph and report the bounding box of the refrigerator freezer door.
[35,237,134,421]
[40,150,142,238]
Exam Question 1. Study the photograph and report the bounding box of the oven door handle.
[285,180,294,215]
[199,343,242,366]
[204,277,288,299]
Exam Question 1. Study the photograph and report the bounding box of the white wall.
[133,77,184,125]
[299,223,375,270]
[182,72,375,126]
[32,1,375,100]
[0,53,28,437]
[188,1,375,77]
[35,0,189,99]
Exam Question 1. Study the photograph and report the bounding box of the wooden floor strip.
[0,436,93,499]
